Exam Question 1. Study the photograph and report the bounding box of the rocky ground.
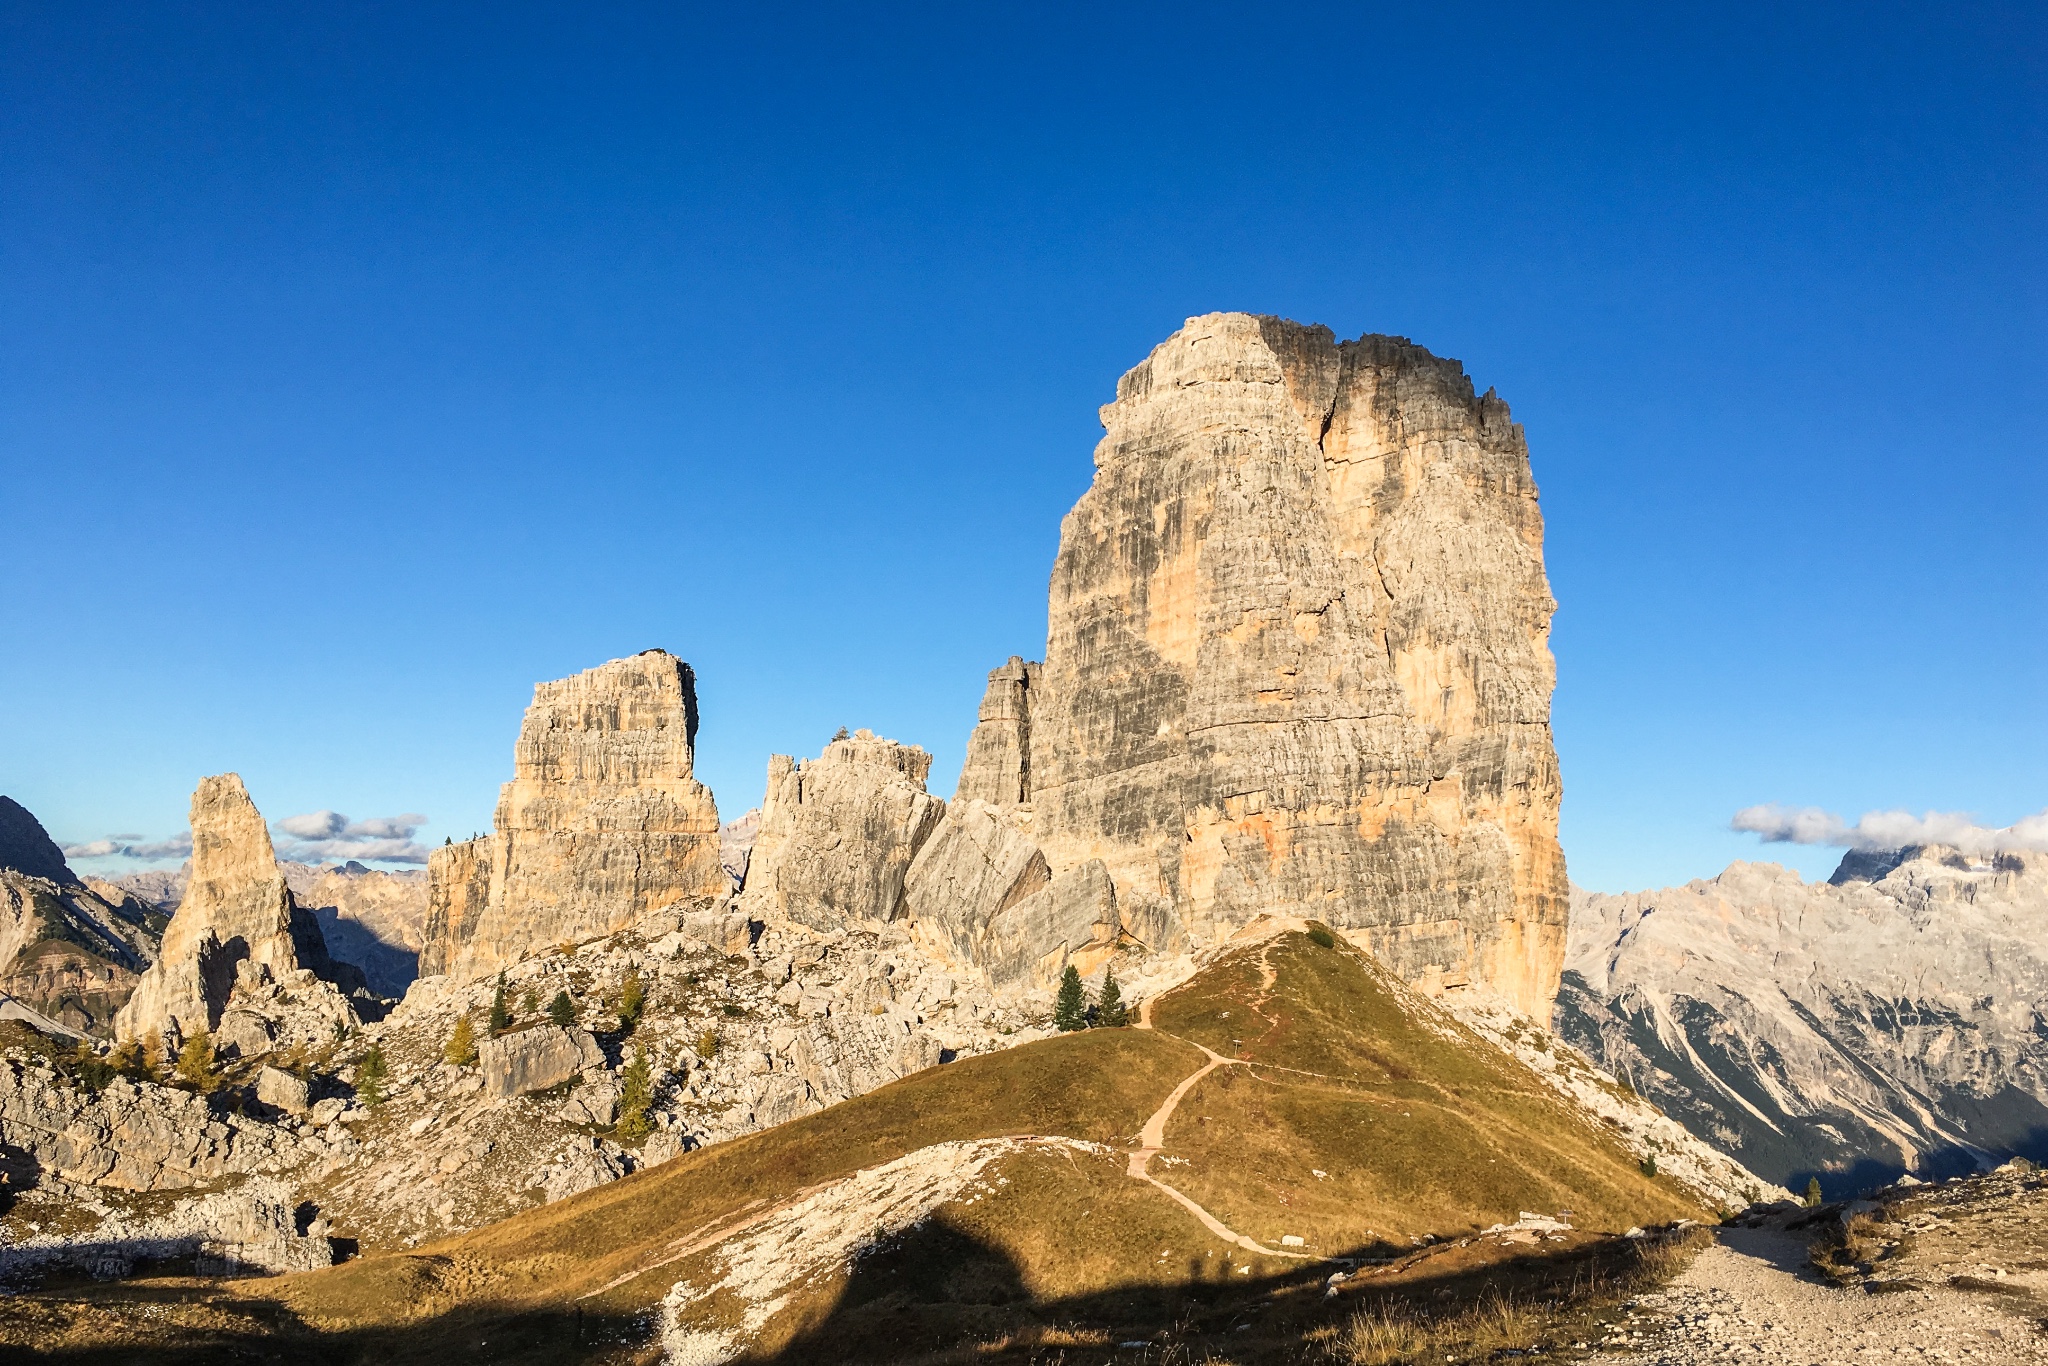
[1586,1167,2048,1364]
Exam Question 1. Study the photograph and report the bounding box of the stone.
[421,651,726,982]
[478,1025,604,1099]
[0,1175,331,1277]
[0,795,77,885]
[739,731,944,932]
[283,860,429,998]
[954,314,1569,1016]
[114,774,363,1042]
[255,1065,310,1115]
[0,797,160,1035]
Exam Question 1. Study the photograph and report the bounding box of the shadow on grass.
[5,1218,1706,1366]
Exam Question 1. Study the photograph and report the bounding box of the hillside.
[5,925,1730,1363]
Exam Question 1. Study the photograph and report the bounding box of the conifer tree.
[141,1029,166,1082]
[1804,1176,1823,1208]
[1053,965,1088,1032]
[521,987,539,1015]
[174,1030,217,1090]
[488,973,511,1035]
[618,969,646,1033]
[357,1041,389,1108]
[616,1045,655,1145]
[548,989,577,1029]
[445,1014,478,1067]
[1096,969,1128,1028]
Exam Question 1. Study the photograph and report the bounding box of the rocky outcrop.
[113,775,363,1044]
[954,314,1569,1018]
[1556,848,2048,1196]
[0,1176,333,1278]
[739,732,943,932]
[0,798,159,1035]
[421,651,724,981]
[478,1024,604,1099]
[0,1057,303,1191]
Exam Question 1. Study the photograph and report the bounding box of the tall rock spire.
[956,313,1569,1016]
[421,650,724,981]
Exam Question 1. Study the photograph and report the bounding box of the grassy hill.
[5,926,1715,1364]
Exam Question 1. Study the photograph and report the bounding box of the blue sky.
[2,2,2041,892]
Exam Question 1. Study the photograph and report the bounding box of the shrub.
[109,1038,150,1083]
[357,1042,389,1108]
[548,991,577,1029]
[616,1046,654,1145]
[1306,925,1337,949]
[1096,969,1128,1028]
[68,1042,115,1092]
[488,974,511,1035]
[695,1029,719,1060]
[1640,1153,1658,1178]
[618,970,646,1033]
[445,1014,478,1067]
[174,1030,218,1090]
[1805,1176,1824,1208]
[141,1030,166,1082]
[1053,965,1088,1032]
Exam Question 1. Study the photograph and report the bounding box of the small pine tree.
[616,1046,654,1145]
[174,1030,217,1090]
[445,1014,478,1067]
[109,1038,147,1082]
[1804,1176,1823,1208]
[618,970,646,1033]
[1640,1153,1658,1178]
[521,987,539,1016]
[141,1029,166,1082]
[548,990,577,1029]
[489,973,511,1034]
[357,1041,389,1108]
[1053,965,1088,1032]
[1096,969,1128,1028]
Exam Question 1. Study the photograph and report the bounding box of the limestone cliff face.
[956,314,1568,1017]
[422,651,724,981]
[739,732,943,933]
[0,797,160,1035]
[113,775,361,1041]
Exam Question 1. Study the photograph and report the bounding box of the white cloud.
[1732,803,2048,855]
[272,811,431,866]
[61,832,194,863]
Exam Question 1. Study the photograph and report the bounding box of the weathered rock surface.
[113,776,363,1043]
[0,1176,332,1278]
[422,651,725,982]
[1557,848,2048,1195]
[0,799,160,1035]
[478,1024,604,1099]
[0,1058,303,1191]
[255,1065,310,1115]
[740,732,943,933]
[955,314,1569,1017]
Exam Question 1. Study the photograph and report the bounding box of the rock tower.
[421,650,724,981]
[956,313,1569,1015]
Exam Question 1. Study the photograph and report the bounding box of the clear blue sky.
[3,2,2041,892]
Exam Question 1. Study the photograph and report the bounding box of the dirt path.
[1588,1227,2045,1364]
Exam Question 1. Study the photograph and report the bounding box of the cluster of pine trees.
[1053,965,1131,1032]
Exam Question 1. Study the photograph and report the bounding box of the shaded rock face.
[422,651,725,982]
[282,862,427,997]
[955,314,1568,1017]
[1557,849,2048,1197]
[0,799,161,1036]
[740,732,943,933]
[478,1024,603,1100]
[113,776,362,1042]
[0,1176,332,1277]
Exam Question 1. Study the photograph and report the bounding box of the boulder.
[255,1065,310,1115]
[479,1025,605,1099]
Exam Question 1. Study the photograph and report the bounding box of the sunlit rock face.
[1558,848,2048,1195]
[113,774,363,1042]
[421,650,725,983]
[956,313,1569,1016]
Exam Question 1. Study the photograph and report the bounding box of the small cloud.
[1732,803,2048,855]
[61,832,194,863]
[272,811,431,866]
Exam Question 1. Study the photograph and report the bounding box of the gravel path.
[1590,1227,2046,1364]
